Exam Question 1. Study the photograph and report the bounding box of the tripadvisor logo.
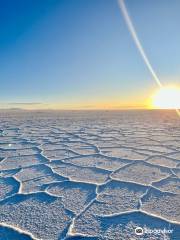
[134,226,173,236]
[135,227,144,236]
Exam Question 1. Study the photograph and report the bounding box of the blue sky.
[0,0,180,109]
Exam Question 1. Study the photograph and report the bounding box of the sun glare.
[151,87,180,109]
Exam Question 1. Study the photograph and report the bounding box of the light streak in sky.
[118,0,180,116]
[117,0,162,88]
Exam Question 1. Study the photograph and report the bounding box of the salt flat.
[0,110,180,239]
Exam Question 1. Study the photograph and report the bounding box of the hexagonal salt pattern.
[0,110,180,239]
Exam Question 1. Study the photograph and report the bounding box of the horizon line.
[0,107,178,111]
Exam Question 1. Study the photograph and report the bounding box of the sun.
[150,86,180,109]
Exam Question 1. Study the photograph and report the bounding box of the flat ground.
[0,110,180,240]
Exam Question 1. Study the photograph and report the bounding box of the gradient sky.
[0,0,180,109]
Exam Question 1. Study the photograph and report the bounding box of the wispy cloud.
[0,102,48,110]
[9,102,42,105]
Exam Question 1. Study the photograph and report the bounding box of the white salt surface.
[0,110,180,239]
